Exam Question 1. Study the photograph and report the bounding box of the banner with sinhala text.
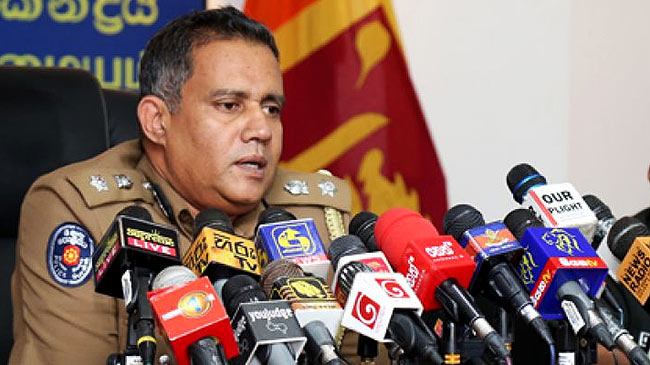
[0,0,205,90]
[245,0,448,228]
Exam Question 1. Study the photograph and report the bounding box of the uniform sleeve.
[10,183,119,364]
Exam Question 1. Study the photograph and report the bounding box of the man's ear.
[137,95,170,146]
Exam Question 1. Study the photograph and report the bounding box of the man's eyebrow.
[209,88,248,99]
[208,89,285,106]
[263,93,286,107]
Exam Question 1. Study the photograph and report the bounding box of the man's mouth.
[235,155,268,171]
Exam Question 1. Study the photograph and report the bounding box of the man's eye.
[263,105,281,116]
[218,102,240,112]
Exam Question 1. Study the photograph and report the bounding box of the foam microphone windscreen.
[442,204,486,242]
[374,208,439,265]
[327,235,367,270]
[259,259,304,295]
[193,208,234,238]
[607,216,650,260]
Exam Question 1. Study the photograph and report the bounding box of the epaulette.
[66,168,154,209]
[265,167,351,213]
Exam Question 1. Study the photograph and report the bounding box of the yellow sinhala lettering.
[1,0,43,21]
[93,0,122,35]
[94,55,121,88]
[47,0,88,23]
[0,53,41,66]
[121,0,156,26]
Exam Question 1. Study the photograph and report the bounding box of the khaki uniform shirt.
[10,139,370,364]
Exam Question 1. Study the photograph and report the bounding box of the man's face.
[163,38,284,216]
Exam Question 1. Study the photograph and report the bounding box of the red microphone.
[147,266,239,365]
[375,207,510,360]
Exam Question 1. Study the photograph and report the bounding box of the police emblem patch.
[46,222,95,287]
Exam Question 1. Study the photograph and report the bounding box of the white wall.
[393,1,570,221]
[568,0,650,218]
[394,1,650,220]
[230,0,650,221]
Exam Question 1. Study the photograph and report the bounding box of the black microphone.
[303,320,349,365]
[93,205,182,365]
[335,260,444,364]
[442,204,554,346]
[596,298,650,365]
[504,208,615,350]
[349,211,380,252]
[222,275,303,365]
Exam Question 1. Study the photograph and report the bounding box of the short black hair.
[139,6,279,113]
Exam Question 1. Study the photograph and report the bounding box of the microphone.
[147,265,238,365]
[260,260,348,364]
[93,206,182,365]
[606,217,650,306]
[255,206,331,280]
[596,298,650,365]
[260,259,344,341]
[182,208,261,297]
[507,163,598,242]
[349,212,380,252]
[327,235,393,303]
[374,207,510,360]
[442,204,554,346]
[221,275,305,365]
[503,208,614,349]
[335,260,443,364]
[303,320,349,365]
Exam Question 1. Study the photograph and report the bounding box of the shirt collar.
[136,151,266,240]
[136,153,195,239]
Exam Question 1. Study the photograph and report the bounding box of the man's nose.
[241,106,273,143]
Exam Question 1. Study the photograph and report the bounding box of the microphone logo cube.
[517,227,608,319]
[375,277,410,299]
[271,222,319,257]
[341,272,422,341]
[617,237,650,305]
[352,293,381,329]
[256,218,330,279]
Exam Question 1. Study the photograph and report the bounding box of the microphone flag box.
[517,227,608,319]
[459,222,523,286]
[616,236,650,305]
[341,272,422,342]
[230,300,306,365]
[182,227,261,281]
[147,276,239,365]
[270,276,344,342]
[256,218,330,280]
[331,251,393,303]
[93,215,181,298]
[392,236,475,311]
[521,183,598,242]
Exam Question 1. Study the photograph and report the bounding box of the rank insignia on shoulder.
[113,174,133,189]
[317,180,337,197]
[89,175,108,192]
[284,180,309,196]
[46,223,95,287]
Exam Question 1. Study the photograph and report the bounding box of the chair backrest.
[104,88,140,147]
[0,66,139,363]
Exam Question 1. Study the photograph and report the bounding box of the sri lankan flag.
[245,0,448,228]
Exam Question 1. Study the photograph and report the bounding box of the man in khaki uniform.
[10,7,360,364]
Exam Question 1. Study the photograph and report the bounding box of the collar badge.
[113,174,133,189]
[284,180,310,195]
[89,175,108,192]
[317,180,337,197]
